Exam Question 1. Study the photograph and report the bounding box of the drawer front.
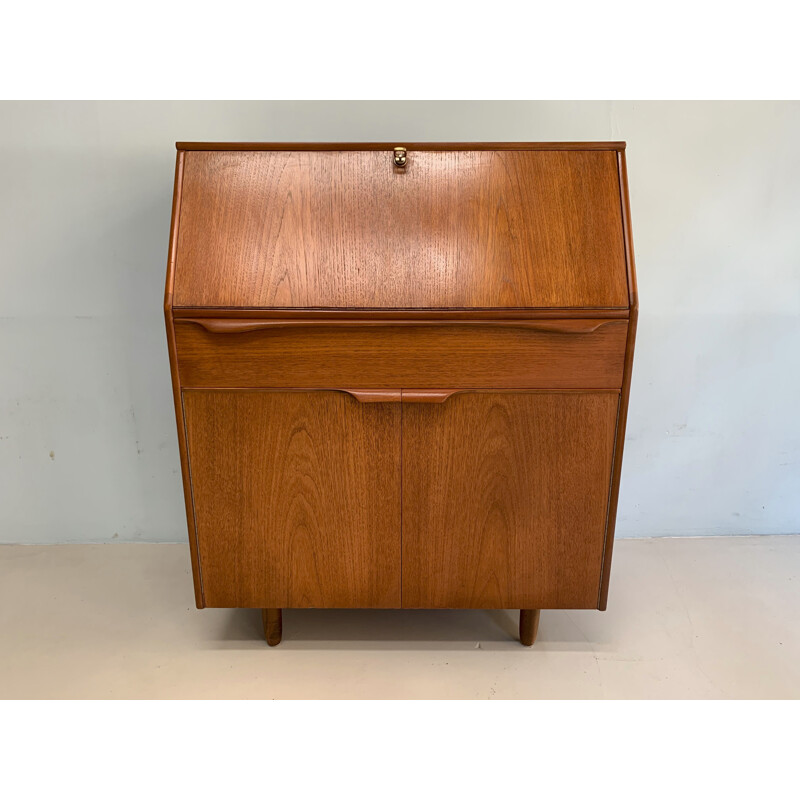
[174,319,628,389]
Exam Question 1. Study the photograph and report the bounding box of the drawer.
[174,318,628,389]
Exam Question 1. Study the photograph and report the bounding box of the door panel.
[173,149,628,309]
[183,390,401,608]
[401,392,619,609]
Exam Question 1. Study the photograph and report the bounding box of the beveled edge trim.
[163,150,184,313]
[180,387,623,394]
[163,150,205,609]
[618,150,639,312]
[172,307,631,319]
[176,141,627,152]
[598,151,639,609]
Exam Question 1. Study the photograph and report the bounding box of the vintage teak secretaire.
[164,142,637,646]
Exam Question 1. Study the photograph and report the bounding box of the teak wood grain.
[163,150,205,607]
[172,308,630,320]
[262,609,282,646]
[172,150,627,310]
[598,149,639,609]
[174,320,628,389]
[182,390,401,608]
[401,392,618,609]
[519,609,541,646]
[178,318,615,334]
[164,142,638,644]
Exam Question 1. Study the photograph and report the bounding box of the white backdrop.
[1,101,798,543]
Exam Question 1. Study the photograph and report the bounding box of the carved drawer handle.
[177,318,617,334]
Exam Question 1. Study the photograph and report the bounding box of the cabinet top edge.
[175,141,627,152]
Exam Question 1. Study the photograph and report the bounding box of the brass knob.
[393,147,407,168]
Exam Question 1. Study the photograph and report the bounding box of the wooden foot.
[519,609,540,646]
[262,608,282,646]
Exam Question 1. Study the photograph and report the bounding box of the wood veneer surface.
[164,142,638,630]
[173,149,628,310]
[174,320,628,389]
[401,392,618,609]
[183,390,401,608]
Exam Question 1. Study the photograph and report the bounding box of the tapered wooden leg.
[262,608,282,646]
[519,609,540,646]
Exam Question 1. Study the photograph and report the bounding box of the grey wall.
[1,101,798,543]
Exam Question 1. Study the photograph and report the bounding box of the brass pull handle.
[177,318,618,334]
[393,147,407,168]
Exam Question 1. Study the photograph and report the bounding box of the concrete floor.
[0,536,798,699]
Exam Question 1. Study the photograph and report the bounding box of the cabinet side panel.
[183,391,402,608]
[598,150,639,608]
[402,392,618,609]
[598,308,637,608]
[163,151,205,608]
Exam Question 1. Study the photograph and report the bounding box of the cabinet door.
[401,392,618,609]
[183,390,401,608]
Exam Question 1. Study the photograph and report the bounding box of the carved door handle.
[341,389,459,404]
[401,390,459,403]
[340,390,401,403]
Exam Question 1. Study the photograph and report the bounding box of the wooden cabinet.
[165,142,638,646]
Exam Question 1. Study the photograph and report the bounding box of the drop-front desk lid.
[169,143,632,311]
